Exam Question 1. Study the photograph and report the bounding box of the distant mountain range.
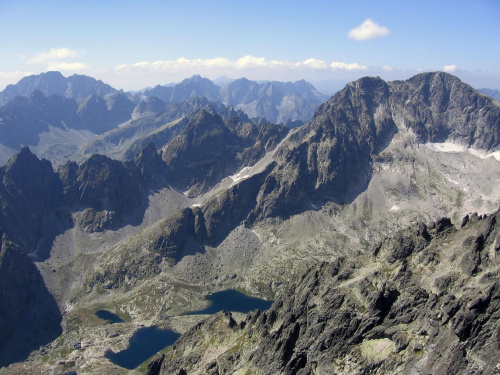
[0,72,329,165]
[136,75,329,124]
[479,88,500,101]
[0,71,117,106]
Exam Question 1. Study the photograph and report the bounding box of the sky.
[0,0,499,93]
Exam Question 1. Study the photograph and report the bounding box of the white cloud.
[46,62,90,71]
[348,19,391,41]
[382,65,394,72]
[443,64,457,73]
[330,61,367,71]
[27,48,80,64]
[296,58,329,70]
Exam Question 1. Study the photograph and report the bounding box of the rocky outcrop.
[0,235,62,368]
[59,144,167,232]
[151,209,500,375]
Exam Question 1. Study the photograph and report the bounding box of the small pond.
[185,289,273,315]
[105,326,181,370]
[95,310,125,324]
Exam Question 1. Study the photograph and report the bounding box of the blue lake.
[105,326,181,370]
[185,289,273,315]
[95,310,125,324]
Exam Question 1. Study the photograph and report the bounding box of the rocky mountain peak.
[191,106,224,126]
[3,146,56,191]
[246,72,499,222]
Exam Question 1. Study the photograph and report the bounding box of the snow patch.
[230,167,252,183]
[468,148,500,161]
[390,205,400,211]
[425,142,500,161]
[424,142,466,153]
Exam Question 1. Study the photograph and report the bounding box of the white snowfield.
[229,166,252,183]
[424,142,500,161]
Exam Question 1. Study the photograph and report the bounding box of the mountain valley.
[0,71,499,374]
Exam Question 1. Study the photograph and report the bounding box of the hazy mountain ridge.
[0,71,116,107]
[0,89,136,165]
[479,88,500,101]
[136,75,329,124]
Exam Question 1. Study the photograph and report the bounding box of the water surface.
[105,326,180,370]
[185,289,273,315]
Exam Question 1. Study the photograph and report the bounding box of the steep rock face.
[0,91,79,148]
[0,147,63,256]
[389,72,500,149]
[249,76,397,222]
[248,72,500,222]
[0,235,62,368]
[0,143,168,262]
[200,163,274,246]
[76,92,135,134]
[153,210,500,375]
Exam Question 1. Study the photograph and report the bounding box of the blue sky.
[0,0,499,92]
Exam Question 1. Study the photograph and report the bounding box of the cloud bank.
[348,19,391,41]
[115,55,368,75]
